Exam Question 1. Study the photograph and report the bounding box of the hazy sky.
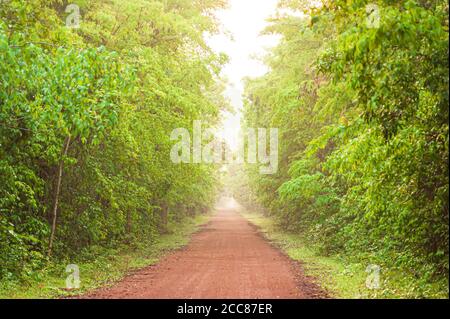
[207,0,280,150]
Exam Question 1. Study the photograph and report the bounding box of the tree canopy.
[239,0,448,297]
[0,0,227,280]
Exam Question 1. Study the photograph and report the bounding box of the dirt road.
[84,201,326,299]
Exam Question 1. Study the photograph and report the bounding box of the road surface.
[84,200,326,299]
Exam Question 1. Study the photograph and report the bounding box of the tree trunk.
[126,210,132,242]
[159,202,169,233]
[47,135,71,257]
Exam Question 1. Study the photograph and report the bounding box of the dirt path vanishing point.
[83,200,327,299]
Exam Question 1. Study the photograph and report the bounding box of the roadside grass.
[0,214,210,299]
[241,211,448,299]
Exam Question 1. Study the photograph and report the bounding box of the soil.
[81,205,328,299]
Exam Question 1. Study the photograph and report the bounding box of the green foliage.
[1,0,226,283]
[0,213,210,298]
[242,0,448,297]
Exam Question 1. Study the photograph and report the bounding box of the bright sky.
[207,0,280,150]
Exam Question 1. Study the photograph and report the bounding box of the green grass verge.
[241,211,448,299]
[0,214,210,299]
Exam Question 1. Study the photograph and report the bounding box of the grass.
[240,211,448,299]
[0,214,210,299]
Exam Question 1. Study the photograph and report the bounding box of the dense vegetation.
[239,0,449,297]
[0,0,227,282]
[1,0,448,299]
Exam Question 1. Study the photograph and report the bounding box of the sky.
[206,0,280,150]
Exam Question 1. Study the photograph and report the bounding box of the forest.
[235,0,449,297]
[0,0,227,285]
[0,0,449,299]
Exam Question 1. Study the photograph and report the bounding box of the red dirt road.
[84,203,326,299]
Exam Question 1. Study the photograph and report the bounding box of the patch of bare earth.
[81,208,327,299]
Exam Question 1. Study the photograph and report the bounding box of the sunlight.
[207,0,280,150]
[1,0,447,301]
